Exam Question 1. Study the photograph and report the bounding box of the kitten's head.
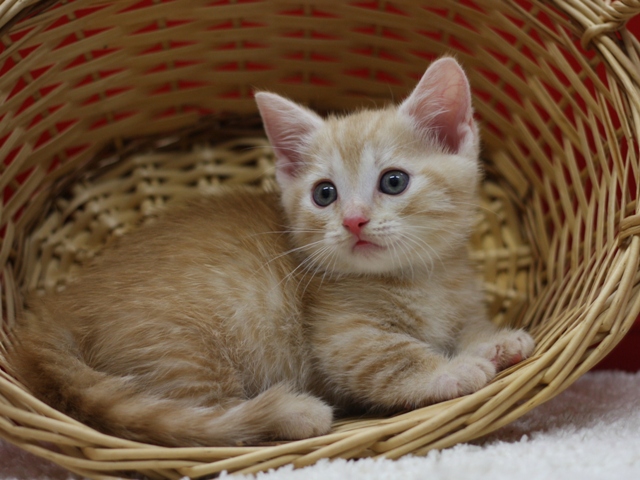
[256,57,481,276]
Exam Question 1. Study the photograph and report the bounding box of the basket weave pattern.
[1,0,640,478]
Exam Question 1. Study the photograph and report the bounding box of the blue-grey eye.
[380,170,409,195]
[313,182,338,207]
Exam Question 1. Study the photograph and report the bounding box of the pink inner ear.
[255,92,323,180]
[399,58,474,153]
[430,79,471,153]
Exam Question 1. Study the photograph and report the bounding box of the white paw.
[427,355,496,402]
[473,329,535,371]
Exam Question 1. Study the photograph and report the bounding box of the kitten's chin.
[333,244,413,276]
[352,240,384,252]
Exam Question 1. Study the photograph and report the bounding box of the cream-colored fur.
[9,58,534,447]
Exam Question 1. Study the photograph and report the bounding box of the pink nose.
[343,216,369,236]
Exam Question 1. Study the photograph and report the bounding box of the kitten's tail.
[8,320,332,447]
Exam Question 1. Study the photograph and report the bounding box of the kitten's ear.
[399,57,477,156]
[255,92,324,184]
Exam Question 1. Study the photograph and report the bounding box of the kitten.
[9,58,534,447]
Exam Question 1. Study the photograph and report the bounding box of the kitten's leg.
[313,322,495,409]
[456,315,535,371]
[214,383,333,442]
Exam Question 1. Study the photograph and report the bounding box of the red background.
[594,16,640,372]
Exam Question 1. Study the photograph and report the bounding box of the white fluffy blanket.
[1,370,639,479]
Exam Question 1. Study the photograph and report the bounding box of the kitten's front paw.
[473,329,535,371]
[427,356,495,402]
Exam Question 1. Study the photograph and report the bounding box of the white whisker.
[257,238,326,271]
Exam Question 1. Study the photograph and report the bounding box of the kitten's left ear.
[399,57,478,156]
[255,92,324,186]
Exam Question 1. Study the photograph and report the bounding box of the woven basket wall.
[1,0,640,478]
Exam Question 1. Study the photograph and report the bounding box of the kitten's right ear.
[255,92,323,185]
[399,57,478,157]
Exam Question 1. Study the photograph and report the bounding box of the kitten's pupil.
[313,182,338,207]
[380,170,409,195]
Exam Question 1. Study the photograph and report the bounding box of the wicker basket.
[1,0,640,478]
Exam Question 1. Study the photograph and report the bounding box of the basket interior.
[1,0,639,478]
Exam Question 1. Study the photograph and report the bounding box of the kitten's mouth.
[352,239,384,252]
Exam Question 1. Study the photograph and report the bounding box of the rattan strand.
[0,0,640,478]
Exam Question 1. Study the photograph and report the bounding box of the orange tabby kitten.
[10,58,534,447]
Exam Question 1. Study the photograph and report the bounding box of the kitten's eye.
[312,182,338,207]
[379,170,409,195]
